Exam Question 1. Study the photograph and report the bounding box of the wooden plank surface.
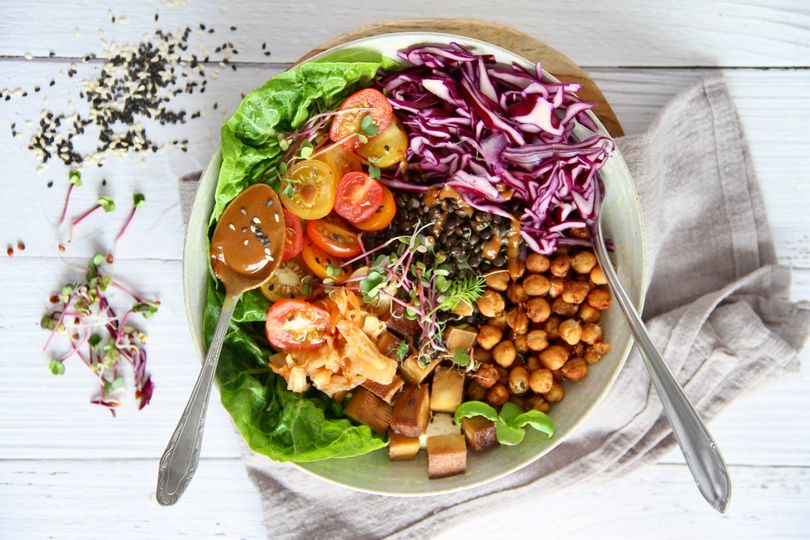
[1,1,809,67]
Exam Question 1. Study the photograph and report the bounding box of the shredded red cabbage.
[378,43,614,254]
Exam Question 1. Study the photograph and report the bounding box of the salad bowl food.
[183,32,648,495]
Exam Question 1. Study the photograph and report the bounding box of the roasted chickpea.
[526,355,542,371]
[485,270,510,292]
[590,266,607,285]
[495,365,509,384]
[526,297,551,323]
[579,303,602,323]
[561,281,590,305]
[581,322,603,345]
[569,227,589,239]
[552,298,578,316]
[523,274,550,296]
[529,368,554,394]
[539,344,568,370]
[507,283,529,304]
[486,383,510,406]
[548,277,566,298]
[527,329,549,352]
[587,288,611,310]
[550,253,571,277]
[488,311,509,329]
[475,363,500,388]
[493,340,517,367]
[526,253,550,273]
[561,357,588,382]
[508,257,526,281]
[477,325,503,351]
[544,382,565,402]
[544,316,561,339]
[584,342,612,364]
[558,319,582,345]
[473,347,492,364]
[514,333,529,354]
[466,381,487,401]
[525,394,550,412]
[571,251,597,274]
[508,395,527,410]
[505,308,529,335]
[509,366,530,394]
[477,289,506,317]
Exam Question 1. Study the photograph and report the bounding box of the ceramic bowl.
[183,32,648,495]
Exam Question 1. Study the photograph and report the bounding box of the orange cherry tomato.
[329,89,394,149]
[306,219,362,258]
[281,209,303,260]
[316,143,363,178]
[265,299,333,351]
[334,171,384,224]
[301,239,349,281]
[354,187,396,232]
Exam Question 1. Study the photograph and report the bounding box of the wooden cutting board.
[297,18,623,137]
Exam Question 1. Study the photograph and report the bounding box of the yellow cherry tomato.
[315,144,363,178]
[356,120,408,168]
[280,160,337,220]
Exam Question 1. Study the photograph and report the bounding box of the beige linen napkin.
[178,77,810,539]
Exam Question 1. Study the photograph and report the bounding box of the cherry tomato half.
[355,186,396,232]
[356,120,409,168]
[280,160,337,220]
[334,171,384,224]
[281,209,303,261]
[316,143,363,178]
[306,219,362,258]
[301,239,349,282]
[329,89,394,149]
[265,299,333,351]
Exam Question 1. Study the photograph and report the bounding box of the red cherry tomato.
[281,209,303,261]
[334,171,384,224]
[354,187,396,232]
[306,219,362,258]
[329,88,394,149]
[265,299,333,351]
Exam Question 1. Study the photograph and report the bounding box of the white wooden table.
[1,2,808,538]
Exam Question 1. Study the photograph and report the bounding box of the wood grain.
[296,18,623,137]
[1,1,809,67]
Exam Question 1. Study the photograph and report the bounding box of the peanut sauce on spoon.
[210,183,285,287]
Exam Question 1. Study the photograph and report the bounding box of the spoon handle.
[156,294,239,506]
[593,223,731,513]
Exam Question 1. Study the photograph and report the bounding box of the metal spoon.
[593,212,731,513]
[156,184,285,506]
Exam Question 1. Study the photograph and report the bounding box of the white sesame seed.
[229,223,236,231]
[252,217,261,224]
[274,213,280,223]
[243,240,248,246]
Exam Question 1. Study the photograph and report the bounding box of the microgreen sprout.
[59,170,82,224]
[115,193,145,242]
[71,196,116,230]
[40,253,158,415]
[360,114,379,137]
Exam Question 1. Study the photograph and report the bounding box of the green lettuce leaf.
[206,286,386,461]
[205,52,399,462]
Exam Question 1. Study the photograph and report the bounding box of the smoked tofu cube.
[427,434,467,479]
[461,416,498,453]
[388,431,420,461]
[390,385,430,437]
[344,387,393,435]
[362,375,405,404]
[430,367,464,413]
[399,355,439,385]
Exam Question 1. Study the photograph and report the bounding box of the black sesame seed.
[230,25,237,31]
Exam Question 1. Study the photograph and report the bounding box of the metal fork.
[592,213,732,513]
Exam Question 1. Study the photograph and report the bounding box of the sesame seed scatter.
[7,20,246,172]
